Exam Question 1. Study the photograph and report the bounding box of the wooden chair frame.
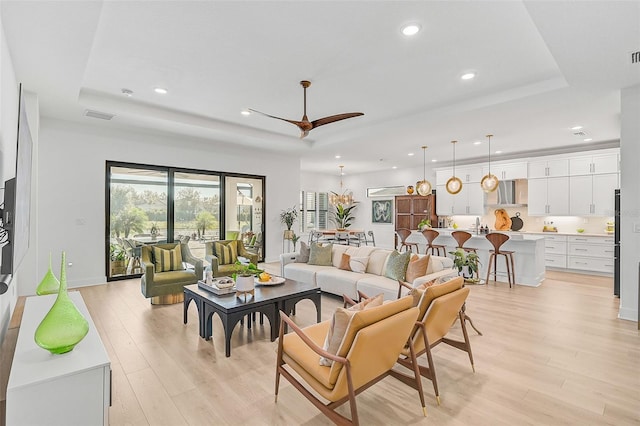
[275,311,427,426]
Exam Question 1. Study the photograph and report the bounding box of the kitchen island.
[405,229,545,287]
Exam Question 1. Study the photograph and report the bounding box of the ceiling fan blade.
[248,108,305,128]
[311,112,364,129]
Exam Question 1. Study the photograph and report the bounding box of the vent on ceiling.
[84,109,115,120]
[573,131,587,136]
[632,50,640,64]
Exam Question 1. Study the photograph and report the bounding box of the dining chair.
[334,231,350,245]
[367,230,376,246]
[349,231,367,246]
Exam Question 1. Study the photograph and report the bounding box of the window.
[299,191,329,232]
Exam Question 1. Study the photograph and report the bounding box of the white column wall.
[619,84,640,322]
[32,118,299,295]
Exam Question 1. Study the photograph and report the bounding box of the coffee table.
[183,279,321,357]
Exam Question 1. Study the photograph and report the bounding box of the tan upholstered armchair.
[275,297,426,425]
[140,243,203,304]
[204,240,259,277]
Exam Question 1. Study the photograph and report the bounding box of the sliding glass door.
[106,162,265,281]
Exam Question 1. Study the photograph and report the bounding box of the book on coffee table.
[197,279,236,295]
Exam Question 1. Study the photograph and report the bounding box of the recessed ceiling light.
[473,141,482,145]
[335,155,341,159]
[408,153,414,156]
[571,125,583,130]
[154,87,168,94]
[240,110,251,116]
[392,166,398,169]
[461,72,476,80]
[401,24,421,36]
[583,138,593,142]
[495,150,503,154]
[431,159,437,162]
[121,88,133,97]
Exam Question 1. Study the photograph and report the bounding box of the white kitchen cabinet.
[569,173,618,216]
[435,166,482,185]
[482,162,528,180]
[528,177,570,215]
[436,184,484,215]
[569,153,619,175]
[567,235,614,273]
[528,159,569,178]
[7,292,111,426]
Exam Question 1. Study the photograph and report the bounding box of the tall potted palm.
[331,203,357,230]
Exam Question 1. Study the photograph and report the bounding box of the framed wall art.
[371,199,392,224]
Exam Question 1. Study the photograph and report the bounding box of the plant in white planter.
[232,261,264,292]
[449,249,480,279]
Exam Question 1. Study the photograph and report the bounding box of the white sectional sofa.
[280,244,456,300]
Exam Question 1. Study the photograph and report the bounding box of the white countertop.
[429,228,613,238]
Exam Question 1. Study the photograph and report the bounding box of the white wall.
[0,12,18,344]
[31,118,299,296]
[619,84,640,322]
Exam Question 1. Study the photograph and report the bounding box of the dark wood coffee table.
[183,279,321,357]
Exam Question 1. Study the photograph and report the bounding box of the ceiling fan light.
[446,176,463,194]
[480,173,499,193]
[416,180,432,196]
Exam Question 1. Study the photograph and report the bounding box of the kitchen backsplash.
[446,206,613,234]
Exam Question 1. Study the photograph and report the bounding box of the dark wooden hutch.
[394,194,438,231]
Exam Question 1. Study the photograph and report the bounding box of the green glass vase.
[36,252,60,295]
[34,252,89,354]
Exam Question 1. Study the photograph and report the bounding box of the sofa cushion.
[309,243,333,266]
[349,257,369,274]
[355,274,403,301]
[366,249,391,276]
[331,244,350,267]
[384,251,411,281]
[152,245,184,272]
[338,253,351,271]
[319,293,384,366]
[213,241,238,265]
[296,242,310,263]
[406,254,430,283]
[316,268,361,300]
[284,262,333,286]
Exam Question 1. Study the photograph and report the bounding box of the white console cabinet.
[7,292,111,426]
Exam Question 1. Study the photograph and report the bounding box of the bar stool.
[396,228,419,253]
[421,229,446,256]
[451,231,477,253]
[485,233,516,288]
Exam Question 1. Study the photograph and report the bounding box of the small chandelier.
[329,165,354,206]
[416,145,432,196]
[446,140,463,194]
[480,134,499,192]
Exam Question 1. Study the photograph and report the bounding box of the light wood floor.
[78,267,639,426]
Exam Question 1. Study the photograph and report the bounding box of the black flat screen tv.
[0,84,33,292]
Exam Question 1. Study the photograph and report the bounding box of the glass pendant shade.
[416,145,432,196]
[34,252,89,354]
[36,252,60,295]
[480,134,499,193]
[446,140,463,194]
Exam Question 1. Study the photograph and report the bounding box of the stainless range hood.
[486,180,527,207]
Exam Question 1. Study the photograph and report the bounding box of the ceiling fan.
[249,80,363,139]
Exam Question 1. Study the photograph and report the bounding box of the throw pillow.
[213,241,238,265]
[296,241,310,263]
[319,294,384,366]
[308,243,333,266]
[407,278,438,307]
[384,250,411,281]
[153,245,185,273]
[338,253,351,271]
[349,256,369,274]
[405,254,430,283]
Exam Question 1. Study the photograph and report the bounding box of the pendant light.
[480,134,499,192]
[329,165,354,206]
[446,140,463,194]
[416,146,432,196]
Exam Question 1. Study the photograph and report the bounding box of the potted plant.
[418,218,431,231]
[449,249,480,280]
[280,206,298,240]
[232,261,264,293]
[331,203,357,230]
[110,243,127,275]
[291,232,301,251]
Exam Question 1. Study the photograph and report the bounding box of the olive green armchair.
[205,240,259,277]
[140,243,203,304]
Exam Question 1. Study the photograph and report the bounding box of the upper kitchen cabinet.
[528,177,570,216]
[435,184,485,216]
[569,153,619,175]
[528,159,569,178]
[435,166,482,185]
[569,173,618,216]
[481,162,528,180]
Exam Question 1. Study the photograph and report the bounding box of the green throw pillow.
[213,241,238,265]
[308,243,333,266]
[384,250,411,281]
[153,245,185,273]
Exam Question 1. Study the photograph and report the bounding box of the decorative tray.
[254,276,286,286]
[198,278,236,295]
